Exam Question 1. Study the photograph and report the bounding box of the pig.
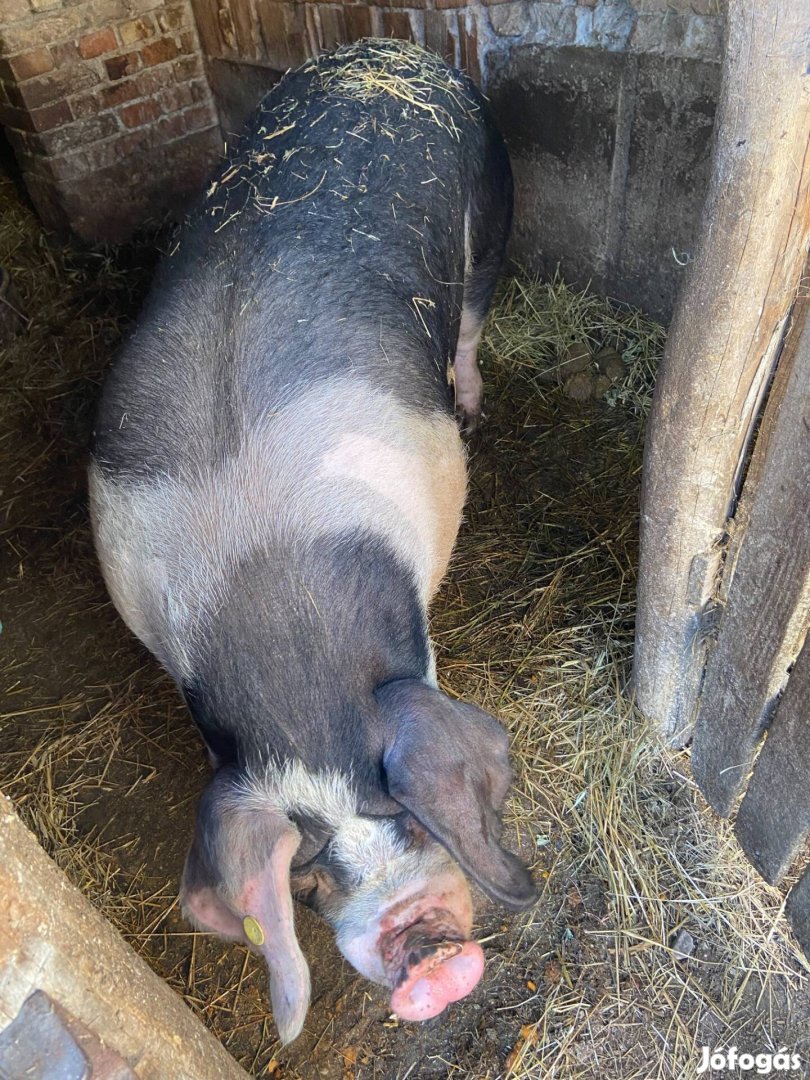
[89,38,536,1044]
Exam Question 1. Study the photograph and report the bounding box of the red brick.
[177,30,196,54]
[182,101,216,133]
[173,54,202,82]
[114,127,154,157]
[0,103,31,130]
[50,41,81,67]
[29,98,73,131]
[16,65,99,109]
[77,132,129,168]
[158,81,192,111]
[155,4,186,34]
[140,36,179,66]
[3,80,25,108]
[155,110,186,141]
[105,51,141,79]
[9,47,54,81]
[69,91,101,119]
[134,65,175,94]
[89,0,127,20]
[45,151,91,181]
[31,111,119,155]
[98,78,140,108]
[78,27,118,59]
[119,16,155,46]
[188,77,207,103]
[119,97,160,127]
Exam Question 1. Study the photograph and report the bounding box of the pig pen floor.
[2,170,809,1080]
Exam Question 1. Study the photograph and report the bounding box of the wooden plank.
[690,295,810,814]
[787,861,810,961]
[632,0,810,743]
[0,795,249,1080]
[733,635,810,883]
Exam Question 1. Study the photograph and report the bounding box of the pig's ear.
[180,768,311,1044]
[376,679,537,911]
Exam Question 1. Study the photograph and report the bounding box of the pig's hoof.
[390,940,485,1021]
[455,405,481,436]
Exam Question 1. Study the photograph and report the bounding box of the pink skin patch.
[338,869,484,1022]
[390,940,485,1021]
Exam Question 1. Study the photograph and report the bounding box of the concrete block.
[613,53,720,316]
[488,43,625,296]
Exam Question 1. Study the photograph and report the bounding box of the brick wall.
[0,0,221,241]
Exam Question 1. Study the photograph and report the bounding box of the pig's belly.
[90,377,466,679]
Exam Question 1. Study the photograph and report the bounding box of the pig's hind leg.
[453,135,513,433]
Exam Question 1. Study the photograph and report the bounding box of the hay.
[1,170,807,1078]
[315,39,478,138]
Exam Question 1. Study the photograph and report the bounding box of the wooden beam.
[733,635,810,884]
[0,795,249,1080]
[633,0,810,743]
[690,285,810,815]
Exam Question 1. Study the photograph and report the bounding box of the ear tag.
[243,916,265,946]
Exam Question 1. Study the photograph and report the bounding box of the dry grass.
[1,170,808,1078]
[316,39,477,138]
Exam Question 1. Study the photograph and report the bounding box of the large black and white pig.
[90,39,536,1043]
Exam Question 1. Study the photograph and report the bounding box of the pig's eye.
[289,815,331,868]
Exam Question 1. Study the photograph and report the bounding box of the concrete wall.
[0,0,725,317]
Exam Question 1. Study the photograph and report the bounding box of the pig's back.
[94,40,499,480]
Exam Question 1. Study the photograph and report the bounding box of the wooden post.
[690,281,810,818]
[633,0,810,743]
[0,795,249,1080]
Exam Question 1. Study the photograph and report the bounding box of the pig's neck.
[182,530,433,778]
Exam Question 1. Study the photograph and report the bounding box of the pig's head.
[180,679,536,1044]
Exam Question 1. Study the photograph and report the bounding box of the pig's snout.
[388,931,485,1021]
[335,862,486,1020]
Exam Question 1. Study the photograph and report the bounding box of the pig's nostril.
[390,940,485,1022]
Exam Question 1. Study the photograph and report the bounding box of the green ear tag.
[243,916,265,946]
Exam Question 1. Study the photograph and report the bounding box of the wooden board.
[787,857,810,960]
[733,635,810,884]
[633,0,810,743]
[0,795,248,1080]
[690,291,810,815]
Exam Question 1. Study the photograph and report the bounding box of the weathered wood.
[732,636,810,883]
[0,795,249,1080]
[690,291,810,814]
[633,0,810,743]
[787,862,810,961]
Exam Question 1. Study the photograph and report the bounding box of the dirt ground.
[2,168,809,1080]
